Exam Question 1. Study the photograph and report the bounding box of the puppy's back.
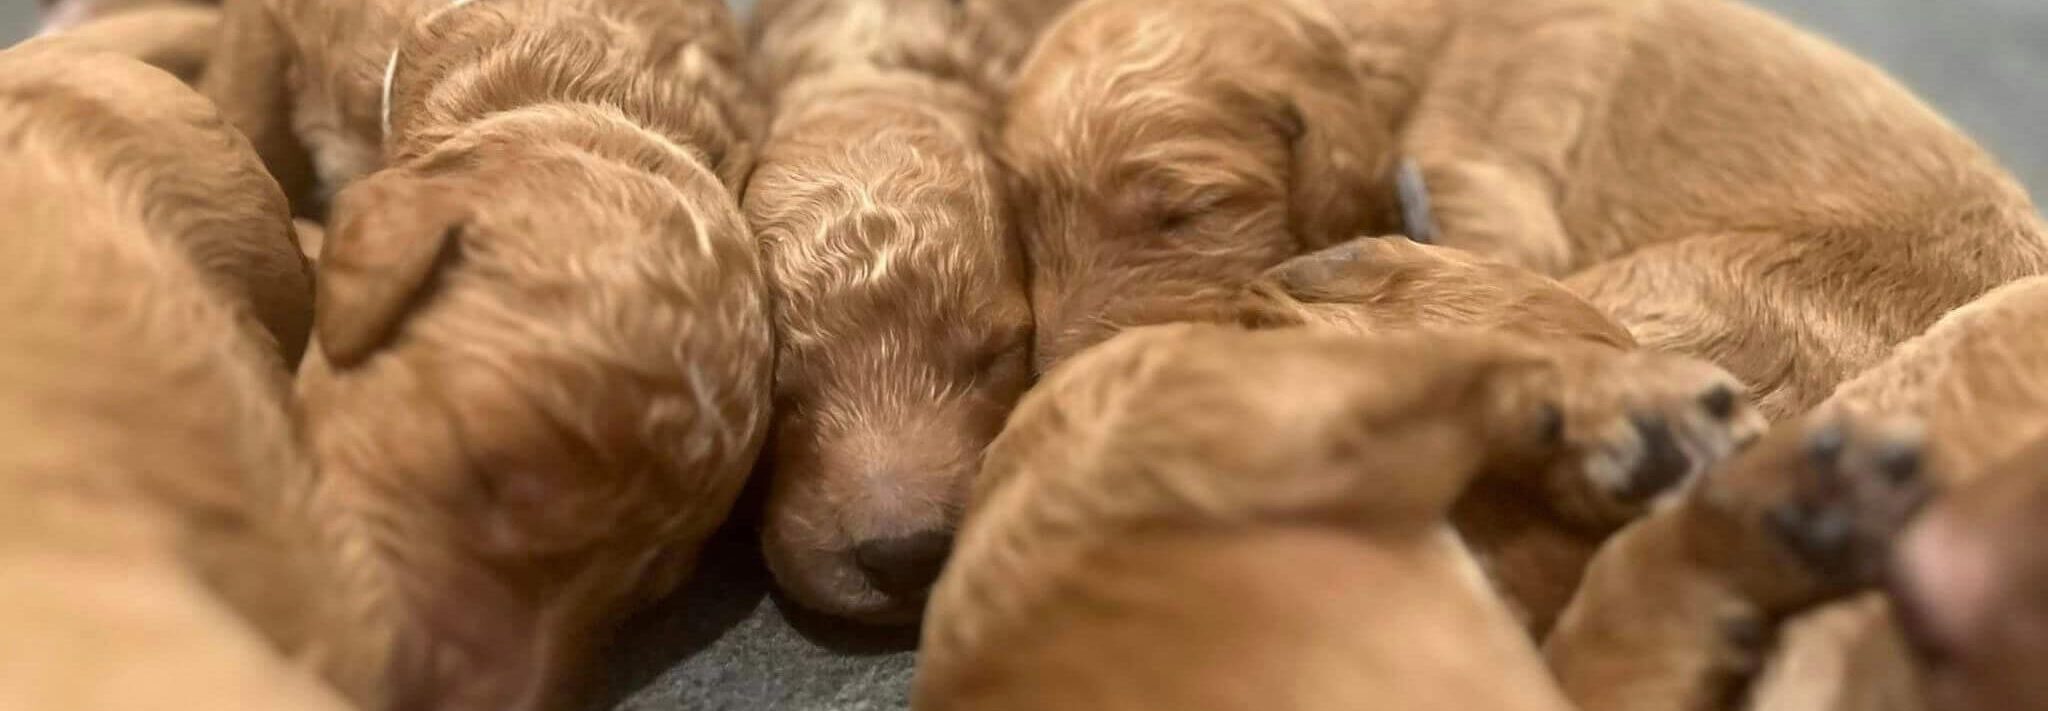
[0,43,312,364]
[0,46,333,707]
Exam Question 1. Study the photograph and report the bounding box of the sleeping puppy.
[0,43,332,710]
[1242,237,1765,632]
[1548,275,2048,711]
[916,325,1754,710]
[0,39,311,364]
[744,0,1067,623]
[1008,0,2048,419]
[1003,0,1404,371]
[283,0,771,708]
[1393,0,2048,417]
[201,0,756,216]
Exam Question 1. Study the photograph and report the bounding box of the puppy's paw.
[1697,412,1934,605]
[1542,352,1768,527]
[1763,415,1932,585]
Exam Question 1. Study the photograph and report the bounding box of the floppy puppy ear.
[1277,75,1400,251]
[314,179,463,367]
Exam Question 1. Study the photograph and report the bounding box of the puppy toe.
[1558,360,1766,524]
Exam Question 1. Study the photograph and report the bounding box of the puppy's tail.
[33,5,222,84]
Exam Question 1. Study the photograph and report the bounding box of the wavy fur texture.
[741,0,1071,623]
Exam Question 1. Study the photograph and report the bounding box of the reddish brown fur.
[743,0,1068,623]
[1003,0,1404,370]
[1241,238,1763,632]
[1548,276,2048,711]
[0,43,333,710]
[1005,0,2048,420]
[1824,275,2048,711]
[196,0,775,708]
[919,325,1765,709]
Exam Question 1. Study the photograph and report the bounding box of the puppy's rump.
[0,46,335,710]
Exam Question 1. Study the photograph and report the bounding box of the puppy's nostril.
[1699,384,1738,420]
[1620,414,1690,502]
[853,530,955,599]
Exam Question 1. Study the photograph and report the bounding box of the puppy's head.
[748,85,1031,623]
[1890,435,2048,711]
[1002,0,1394,371]
[299,109,770,710]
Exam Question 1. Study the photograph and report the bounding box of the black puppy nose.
[854,530,954,598]
[1620,414,1690,502]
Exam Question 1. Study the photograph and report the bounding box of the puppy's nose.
[854,530,954,598]
[1619,414,1690,502]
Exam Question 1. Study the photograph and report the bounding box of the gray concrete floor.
[3,1,2044,710]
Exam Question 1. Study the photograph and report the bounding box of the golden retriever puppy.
[0,43,333,710]
[1401,0,2048,416]
[1243,238,1766,632]
[1010,0,2048,419]
[917,324,1768,710]
[202,0,757,215]
[1003,0,1407,370]
[277,0,769,709]
[743,0,1067,623]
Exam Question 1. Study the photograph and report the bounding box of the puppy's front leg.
[1545,413,1932,711]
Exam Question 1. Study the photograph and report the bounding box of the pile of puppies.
[5,0,2045,708]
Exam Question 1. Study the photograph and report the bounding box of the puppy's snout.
[1619,414,1689,502]
[853,530,954,599]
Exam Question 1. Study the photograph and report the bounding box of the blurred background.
[3,0,2043,201]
